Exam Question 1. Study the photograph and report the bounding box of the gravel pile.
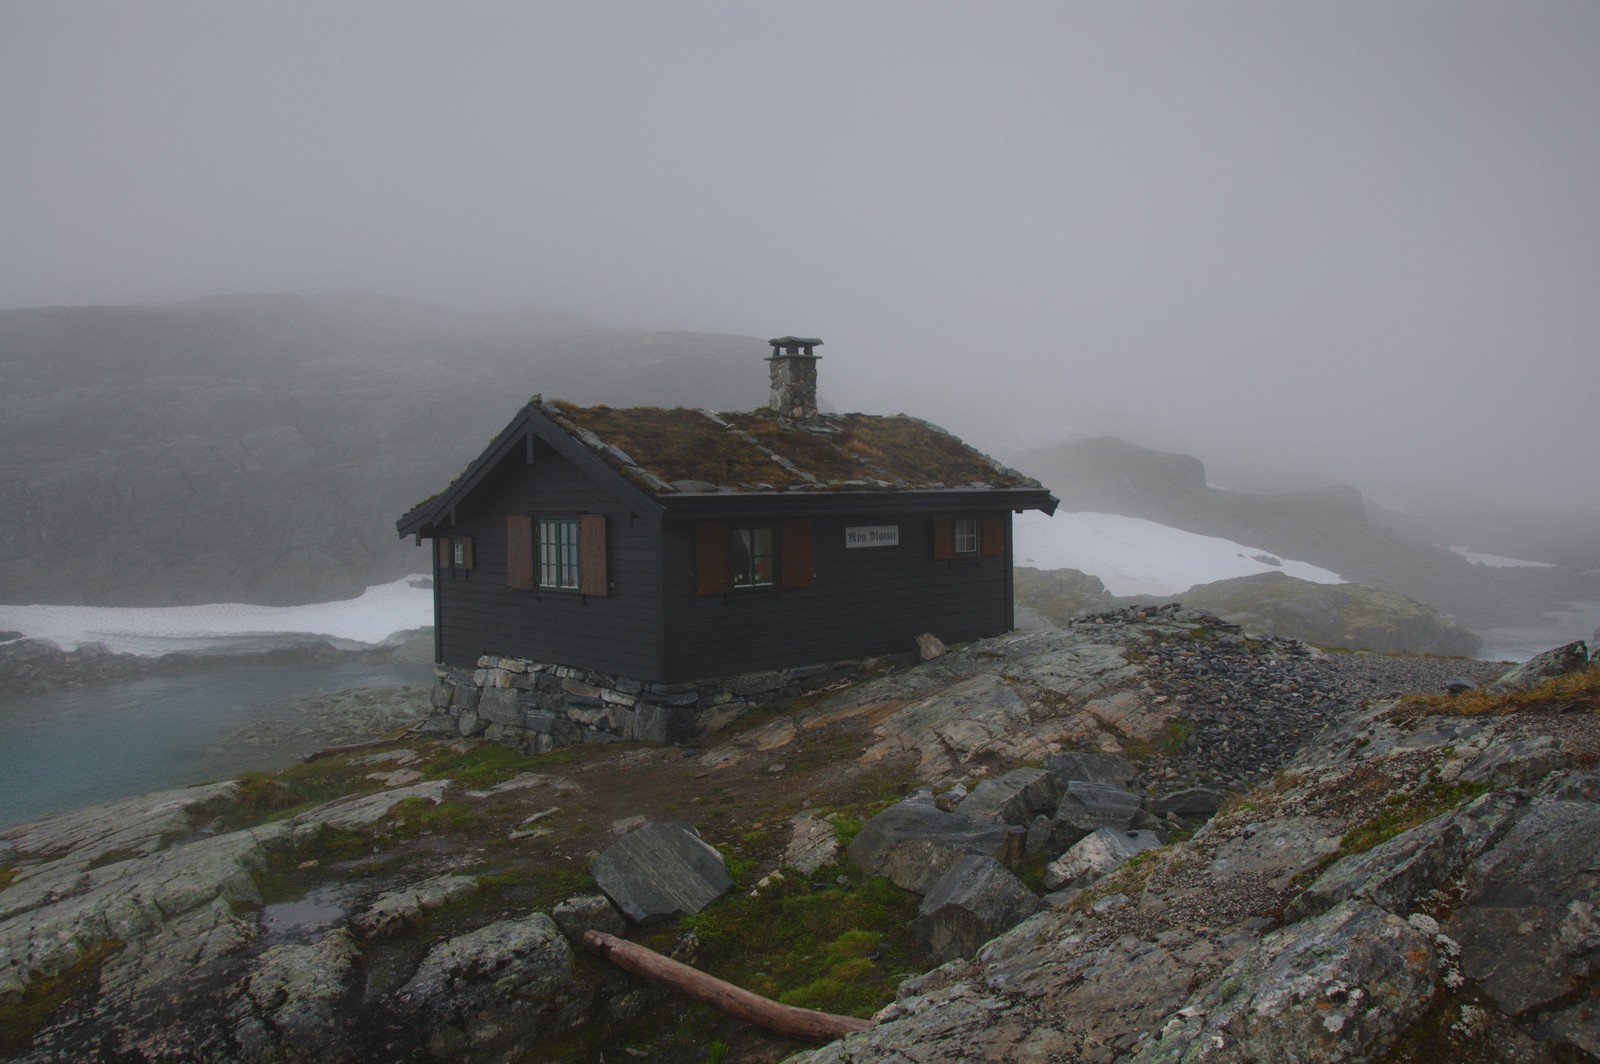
[1069,604,1510,794]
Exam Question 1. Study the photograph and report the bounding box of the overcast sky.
[4,2,1598,513]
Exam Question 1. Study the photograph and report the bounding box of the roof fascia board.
[659,489,1058,521]
[397,405,536,536]
[522,406,667,523]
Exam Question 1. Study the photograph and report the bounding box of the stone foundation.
[428,654,881,753]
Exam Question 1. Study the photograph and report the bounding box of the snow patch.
[0,576,434,657]
[1448,546,1556,569]
[1013,511,1346,597]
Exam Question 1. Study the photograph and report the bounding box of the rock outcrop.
[3,608,1586,1063]
[788,650,1600,1063]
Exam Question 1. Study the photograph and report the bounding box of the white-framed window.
[730,524,775,588]
[953,517,979,557]
[539,517,581,590]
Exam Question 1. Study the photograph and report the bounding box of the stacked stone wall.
[428,654,883,753]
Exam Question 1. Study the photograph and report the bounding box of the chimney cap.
[768,336,823,350]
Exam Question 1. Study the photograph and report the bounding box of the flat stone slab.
[590,821,732,925]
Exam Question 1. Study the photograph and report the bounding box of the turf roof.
[542,400,1040,494]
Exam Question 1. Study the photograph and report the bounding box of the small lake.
[1475,600,1600,663]
[0,660,433,828]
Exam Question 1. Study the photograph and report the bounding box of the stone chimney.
[766,336,823,420]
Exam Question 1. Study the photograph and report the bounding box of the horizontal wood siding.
[665,510,1013,681]
[435,440,661,678]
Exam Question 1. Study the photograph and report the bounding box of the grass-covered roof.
[542,400,1040,494]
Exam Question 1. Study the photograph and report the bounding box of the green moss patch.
[1334,780,1489,861]
[648,864,921,1021]
[0,939,124,1055]
[419,741,588,786]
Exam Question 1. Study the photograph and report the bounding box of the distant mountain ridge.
[1013,435,1599,630]
[0,294,769,606]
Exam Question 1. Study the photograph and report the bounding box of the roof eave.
[396,402,668,538]
[657,487,1059,520]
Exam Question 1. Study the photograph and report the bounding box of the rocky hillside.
[0,294,768,606]
[1015,566,1483,657]
[7,608,1595,1061]
[1012,435,1600,630]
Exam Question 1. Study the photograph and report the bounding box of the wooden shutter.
[779,519,814,588]
[579,514,608,596]
[437,536,451,570]
[932,515,954,560]
[980,512,1004,557]
[695,521,729,595]
[459,536,474,570]
[506,516,534,589]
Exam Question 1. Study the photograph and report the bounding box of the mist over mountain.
[0,294,767,606]
[2,293,1593,643]
[1010,435,1600,631]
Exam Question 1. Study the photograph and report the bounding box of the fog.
[4,2,1598,513]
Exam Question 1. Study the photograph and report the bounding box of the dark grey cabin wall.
[663,510,1014,682]
[434,439,663,679]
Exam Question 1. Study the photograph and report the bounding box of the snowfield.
[0,576,433,657]
[1013,510,1346,597]
[1448,546,1557,569]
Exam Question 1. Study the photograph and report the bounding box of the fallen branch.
[581,930,873,1044]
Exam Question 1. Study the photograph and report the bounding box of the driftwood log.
[581,930,873,1044]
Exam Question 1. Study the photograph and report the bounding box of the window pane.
[539,519,581,588]
[954,519,978,555]
[730,525,774,587]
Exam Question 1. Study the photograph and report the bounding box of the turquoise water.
[0,661,433,828]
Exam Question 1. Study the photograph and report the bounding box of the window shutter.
[579,514,609,596]
[506,516,534,589]
[459,536,474,570]
[779,519,814,588]
[437,536,451,570]
[980,512,1004,557]
[695,521,729,595]
[932,515,954,560]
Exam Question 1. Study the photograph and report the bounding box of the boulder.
[847,790,1025,894]
[590,821,732,924]
[955,768,1062,828]
[1447,799,1600,1016]
[915,632,948,661]
[398,913,589,1058]
[1149,787,1223,821]
[1045,781,1143,853]
[913,855,1042,963]
[551,894,627,941]
[1044,751,1136,790]
[1043,827,1163,891]
[1488,639,1589,694]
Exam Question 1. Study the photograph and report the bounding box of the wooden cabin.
[397,337,1058,684]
